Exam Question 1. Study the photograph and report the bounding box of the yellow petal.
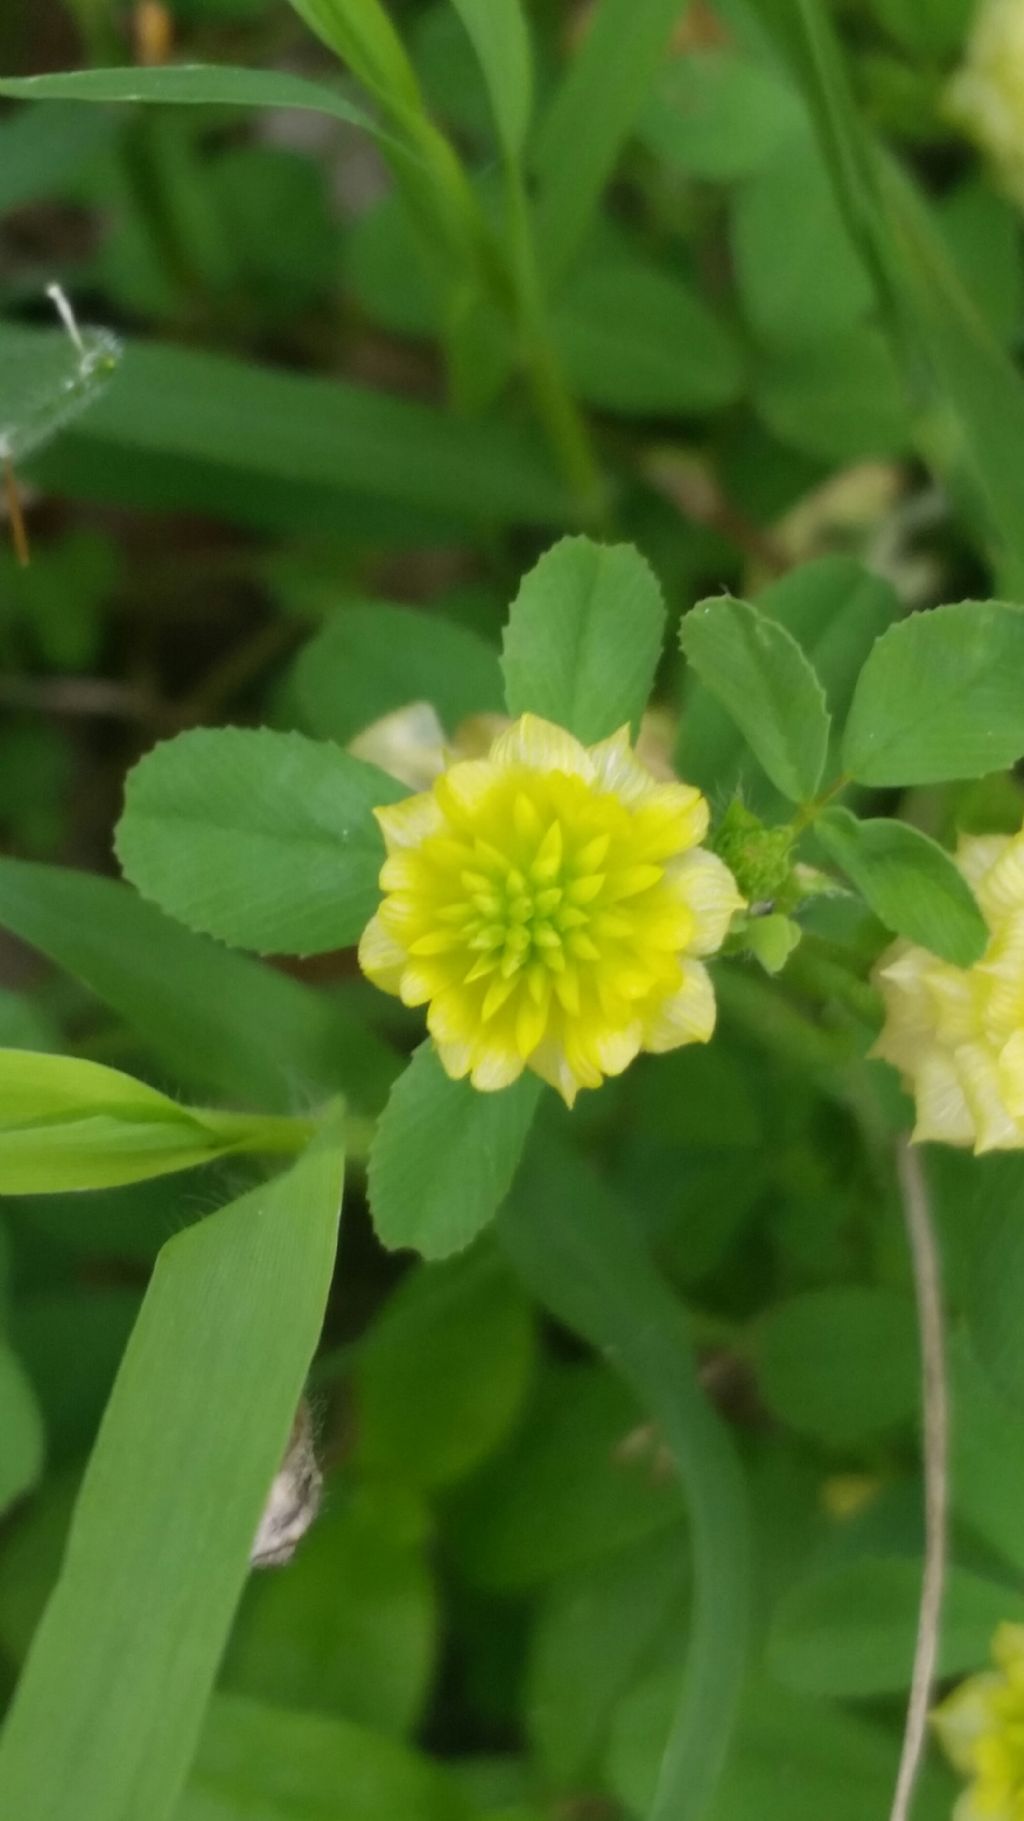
[435,758,503,823]
[910,1050,976,1148]
[631,784,710,856]
[955,1041,1023,1152]
[357,913,406,996]
[587,725,660,804]
[515,993,549,1059]
[427,989,476,1043]
[375,791,445,850]
[490,713,595,780]
[530,1036,581,1107]
[642,962,716,1052]
[434,1037,473,1081]
[666,849,745,957]
[956,833,1010,902]
[980,833,1024,919]
[399,964,445,1008]
[997,1029,1024,1120]
[590,1020,643,1077]
[470,1044,525,1091]
[348,701,446,790]
[933,1671,1002,1776]
[993,1623,1024,1673]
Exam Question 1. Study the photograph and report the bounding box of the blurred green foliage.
[3,1,1024,1819]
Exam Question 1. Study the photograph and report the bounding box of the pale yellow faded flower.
[358,712,743,1105]
[934,1623,1024,1820]
[874,828,1024,1152]
[946,0,1024,207]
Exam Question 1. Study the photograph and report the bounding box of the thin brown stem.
[890,1140,949,1821]
[3,458,30,567]
[0,675,173,727]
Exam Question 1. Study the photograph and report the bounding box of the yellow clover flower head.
[946,0,1024,208]
[358,712,744,1106]
[874,828,1024,1152]
[934,1623,1024,1820]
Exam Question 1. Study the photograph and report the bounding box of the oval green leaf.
[293,601,503,744]
[368,1043,541,1259]
[502,537,666,742]
[753,1285,919,1443]
[116,727,406,957]
[679,595,830,803]
[769,1557,1024,1697]
[842,601,1024,785]
[815,807,988,965]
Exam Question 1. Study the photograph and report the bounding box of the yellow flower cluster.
[874,828,1024,1151]
[934,1624,1024,1820]
[947,0,1024,207]
[359,712,743,1105]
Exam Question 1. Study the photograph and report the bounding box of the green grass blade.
[0,859,397,1114]
[531,0,685,286]
[0,65,383,137]
[451,0,533,162]
[500,1128,749,1821]
[28,338,568,530]
[0,1123,344,1821]
[0,323,122,466]
[286,0,423,114]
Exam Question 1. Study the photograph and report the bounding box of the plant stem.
[506,167,605,523]
[198,1109,321,1155]
[3,459,30,567]
[786,939,883,1025]
[890,1140,949,1821]
[791,773,851,834]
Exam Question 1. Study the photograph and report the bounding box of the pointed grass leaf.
[116,727,406,957]
[0,1124,344,1821]
[842,601,1024,785]
[0,323,122,466]
[0,1344,45,1518]
[0,858,397,1113]
[286,0,422,112]
[293,602,503,744]
[679,595,830,803]
[30,340,569,533]
[815,808,988,965]
[769,1557,1024,1697]
[501,537,666,742]
[451,0,533,162]
[368,1043,541,1259]
[0,64,382,138]
[532,0,691,285]
[0,1050,312,1195]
